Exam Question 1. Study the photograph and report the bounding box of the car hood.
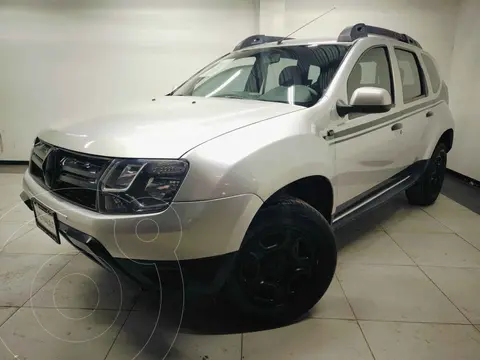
[39,97,302,158]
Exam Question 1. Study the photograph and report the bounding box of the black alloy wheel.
[224,197,337,324]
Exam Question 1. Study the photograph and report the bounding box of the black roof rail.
[337,23,422,49]
[233,35,293,51]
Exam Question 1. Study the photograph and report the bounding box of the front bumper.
[22,170,263,262]
[58,223,237,292]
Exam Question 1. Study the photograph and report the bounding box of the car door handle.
[391,123,403,131]
[426,111,434,118]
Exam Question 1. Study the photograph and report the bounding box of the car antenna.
[277,7,336,45]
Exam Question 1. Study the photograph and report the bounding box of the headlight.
[99,159,189,214]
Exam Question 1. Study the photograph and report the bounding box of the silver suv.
[21,23,454,323]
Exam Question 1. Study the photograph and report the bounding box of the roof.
[234,23,422,52]
[235,38,353,52]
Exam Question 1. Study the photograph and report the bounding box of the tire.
[406,142,447,206]
[223,196,337,324]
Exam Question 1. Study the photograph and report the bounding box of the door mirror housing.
[337,87,393,117]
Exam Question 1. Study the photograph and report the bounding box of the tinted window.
[308,65,321,84]
[193,60,255,96]
[347,47,393,101]
[266,62,322,91]
[264,58,298,92]
[422,54,441,93]
[173,45,350,107]
[395,49,425,102]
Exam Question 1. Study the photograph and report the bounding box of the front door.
[333,46,401,206]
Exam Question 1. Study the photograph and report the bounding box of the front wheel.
[406,142,447,206]
[224,197,337,324]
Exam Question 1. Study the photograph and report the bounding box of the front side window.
[347,47,393,101]
[173,45,350,107]
[395,48,426,102]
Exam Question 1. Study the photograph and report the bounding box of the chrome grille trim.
[29,140,111,211]
[61,158,103,179]
[31,142,52,168]
[58,173,98,190]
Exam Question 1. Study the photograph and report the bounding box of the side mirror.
[337,87,393,118]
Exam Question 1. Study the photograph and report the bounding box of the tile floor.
[1,170,480,360]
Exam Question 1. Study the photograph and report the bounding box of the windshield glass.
[172,44,350,107]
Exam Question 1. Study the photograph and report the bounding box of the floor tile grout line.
[365,231,477,326]
[103,306,133,360]
[416,265,474,326]
[338,262,416,267]
[0,307,21,329]
[240,333,244,360]
[19,253,79,309]
[384,231,431,270]
[309,315,356,321]
[13,306,135,311]
[417,265,480,270]
[356,321,377,360]
[0,306,24,359]
[384,233,473,325]
[357,318,477,326]
[334,273,357,320]
[0,254,78,330]
[338,262,480,270]
[419,206,480,252]
[455,232,480,252]
[0,223,37,254]
[103,285,151,360]
[383,228,480,259]
[129,289,145,313]
[2,252,80,256]
[333,273,378,359]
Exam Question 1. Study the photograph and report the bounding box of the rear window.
[422,54,441,93]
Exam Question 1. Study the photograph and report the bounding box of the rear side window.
[422,54,441,93]
[394,49,426,103]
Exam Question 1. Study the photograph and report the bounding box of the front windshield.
[172,44,350,107]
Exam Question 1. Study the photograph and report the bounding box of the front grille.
[29,139,111,211]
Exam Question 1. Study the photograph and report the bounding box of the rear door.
[391,47,431,167]
[333,46,401,205]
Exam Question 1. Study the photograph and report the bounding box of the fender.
[177,110,334,202]
[418,101,455,161]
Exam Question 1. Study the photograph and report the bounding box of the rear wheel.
[224,197,337,324]
[406,142,447,206]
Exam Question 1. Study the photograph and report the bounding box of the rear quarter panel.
[418,100,455,161]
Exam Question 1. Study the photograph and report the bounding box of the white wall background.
[0,0,478,182]
[447,0,480,181]
[260,0,459,85]
[0,0,258,160]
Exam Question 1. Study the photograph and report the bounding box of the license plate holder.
[33,200,61,244]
